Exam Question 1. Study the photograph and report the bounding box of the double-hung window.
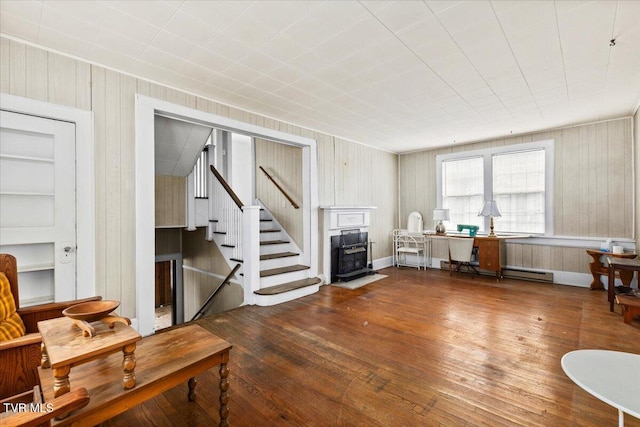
[436,141,554,235]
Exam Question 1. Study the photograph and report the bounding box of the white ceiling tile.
[237,51,284,75]
[0,0,42,24]
[246,1,318,29]
[267,64,305,85]
[163,10,220,45]
[222,63,262,84]
[41,4,100,43]
[37,26,93,57]
[0,12,39,42]
[359,1,394,14]
[286,51,332,75]
[94,28,147,59]
[150,31,200,60]
[45,0,110,25]
[110,0,179,27]
[371,1,434,32]
[102,7,161,45]
[205,34,254,62]
[176,62,215,83]
[188,49,235,74]
[249,74,288,93]
[259,35,309,62]
[85,47,135,73]
[178,1,252,31]
[223,13,282,49]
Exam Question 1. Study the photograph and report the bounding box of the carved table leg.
[219,361,230,427]
[122,343,137,389]
[41,342,50,369]
[53,365,71,397]
[188,377,197,401]
[588,252,604,290]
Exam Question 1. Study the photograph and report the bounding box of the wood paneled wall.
[154,175,185,227]
[400,118,634,273]
[0,36,398,317]
[255,138,303,247]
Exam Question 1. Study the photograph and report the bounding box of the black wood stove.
[330,229,371,282]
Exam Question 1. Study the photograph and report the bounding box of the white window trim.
[436,140,554,236]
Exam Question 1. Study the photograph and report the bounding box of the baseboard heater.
[439,261,554,283]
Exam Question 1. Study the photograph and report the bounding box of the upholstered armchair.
[0,254,101,399]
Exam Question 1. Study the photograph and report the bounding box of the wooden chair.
[0,386,89,426]
[0,254,102,400]
[448,237,478,276]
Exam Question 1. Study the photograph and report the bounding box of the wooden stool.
[615,295,640,324]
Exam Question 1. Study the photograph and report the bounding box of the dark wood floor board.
[103,267,639,426]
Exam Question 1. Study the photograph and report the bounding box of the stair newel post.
[242,206,261,305]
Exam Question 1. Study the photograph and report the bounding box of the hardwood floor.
[103,268,640,426]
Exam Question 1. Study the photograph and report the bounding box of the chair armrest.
[18,296,102,333]
[0,387,89,427]
[0,333,41,351]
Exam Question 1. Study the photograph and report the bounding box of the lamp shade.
[433,208,450,221]
[479,200,501,217]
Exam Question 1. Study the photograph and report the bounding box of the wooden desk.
[38,317,142,398]
[473,236,506,279]
[39,323,232,427]
[586,249,636,290]
[607,256,640,312]
[429,234,524,278]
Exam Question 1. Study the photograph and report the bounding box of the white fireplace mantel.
[320,206,377,283]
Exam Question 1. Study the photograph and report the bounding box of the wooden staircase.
[253,206,321,305]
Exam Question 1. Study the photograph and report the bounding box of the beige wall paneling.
[119,74,137,316]
[0,38,9,93]
[92,66,108,302]
[182,228,239,319]
[9,40,25,96]
[369,149,397,259]
[317,134,335,206]
[155,229,181,255]
[25,45,48,101]
[255,138,303,247]
[104,69,122,306]
[154,175,186,227]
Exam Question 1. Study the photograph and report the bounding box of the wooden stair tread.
[260,264,309,277]
[260,252,298,260]
[254,277,321,295]
[260,229,281,233]
[260,240,289,245]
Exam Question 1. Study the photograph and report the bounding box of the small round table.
[561,350,640,426]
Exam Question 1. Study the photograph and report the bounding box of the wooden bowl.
[62,300,120,322]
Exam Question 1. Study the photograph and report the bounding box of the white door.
[0,110,76,305]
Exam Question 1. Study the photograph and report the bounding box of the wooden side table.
[585,249,636,290]
[38,317,141,398]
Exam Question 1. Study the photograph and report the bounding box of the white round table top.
[561,350,640,418]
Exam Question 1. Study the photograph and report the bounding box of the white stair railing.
[209,164,244,261]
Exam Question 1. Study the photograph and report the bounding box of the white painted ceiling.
[154,115,212,176]
[1,0,639,153]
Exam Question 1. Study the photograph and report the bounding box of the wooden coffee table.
[39,323,232,427]
[38,316,142,398]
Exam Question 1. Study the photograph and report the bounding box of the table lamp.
[433,208,449,235]
[479,200,501,237]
